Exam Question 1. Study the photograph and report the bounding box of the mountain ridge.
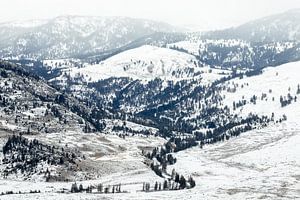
[0,15,180,59]
[203,9,300,42]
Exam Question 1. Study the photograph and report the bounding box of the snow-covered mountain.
[204,9,300,42]
[0,16,180,59]
[161,10,300,70]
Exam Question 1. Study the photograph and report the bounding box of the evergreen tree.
[97,184,103,193]
[71,183,79,193]
[154,181,158,191]
[163,180,168,190]
[188,176,196,188]
[179,175,186,189]
[79,184,83,192]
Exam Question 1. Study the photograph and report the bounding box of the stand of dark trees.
[71,182,123,194]
[2,134,83,181]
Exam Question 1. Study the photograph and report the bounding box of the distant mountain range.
[1,9,300,60]
[0,15,180,59]
[203,9,300,42]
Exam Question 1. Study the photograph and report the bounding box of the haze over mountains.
[204,9,300,42]
[0,8,299,200]
[0,15,180,59]
[0,9,300,63]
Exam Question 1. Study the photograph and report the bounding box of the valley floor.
[0,118,299,200]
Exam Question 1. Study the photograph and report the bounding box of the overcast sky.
[1,0,300,30]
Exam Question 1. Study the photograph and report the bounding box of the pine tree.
[71,182,79,193]
[175,173,180,182]
[79,184,83,192]
[171,168,176,179]
[188,176,196,188]
[97,183,103,193]
[154,181,158,191]
[145,183,150,191]
[118,184,121,193]
[163,180,168,190]
[179,175,186,189]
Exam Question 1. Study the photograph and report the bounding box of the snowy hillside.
[0,61,101,134]
[160,65,300,198]
[168,38,300,70]
[222,61,300,119]
[160,119,300,200]
[68,45,202,81]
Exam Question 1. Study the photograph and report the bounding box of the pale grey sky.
[1,0,300,30]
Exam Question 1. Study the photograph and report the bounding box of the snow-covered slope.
[221,61,300,120]
[69,45,202,81]
[162,63,300,198]
[161,120,300,200]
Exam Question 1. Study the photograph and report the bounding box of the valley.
[0,7,299,200]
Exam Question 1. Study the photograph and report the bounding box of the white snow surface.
[1,121,299,200]
[222,61,300,119]
[69,45,201,81]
